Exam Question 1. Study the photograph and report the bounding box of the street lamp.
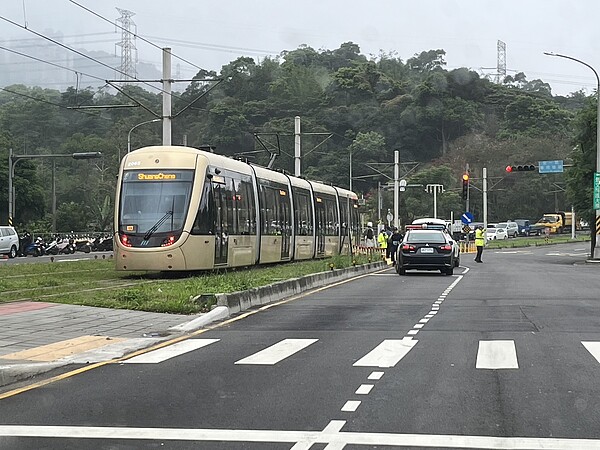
[544,52,600,258]
[127,118,161,157]
[7,150,102,232]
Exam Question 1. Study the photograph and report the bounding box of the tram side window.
[259,184,277,235]
[293,190,312,236]
[323,196,338,236]
[234,176,256,235]
[192,180,214,235]
[339,199,348,236]
[215,178,235,235]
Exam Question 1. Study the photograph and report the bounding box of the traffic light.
[462,173,469,200]
[506,164,536,172]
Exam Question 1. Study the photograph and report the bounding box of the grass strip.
[0,254,374,314]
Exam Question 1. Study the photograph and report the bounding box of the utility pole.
[162,47,172,146]
[294,116,301,177]
[394,150,399,229]
[466,163,470,213]
[483,167,488,228]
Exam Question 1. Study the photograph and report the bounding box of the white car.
[0,226,19,258]
[486,226,508,240]
[496,222,519,238]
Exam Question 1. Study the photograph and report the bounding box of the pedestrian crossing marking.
[123,339,219,364]
[353,338,418,368]
[0,336,126,362]
[476,340,519,369]
[234,339,318,365]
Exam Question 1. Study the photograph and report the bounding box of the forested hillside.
[0,42,595,231]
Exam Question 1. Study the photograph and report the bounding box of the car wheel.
[454,256,460,267]
[445,267,454,276]
[9,245,17,259]
[503,235,508,240]
[397,267,406,275]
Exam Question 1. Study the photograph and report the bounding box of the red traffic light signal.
[506,164,536,172]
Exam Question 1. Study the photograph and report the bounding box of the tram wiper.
[143,210,173,241]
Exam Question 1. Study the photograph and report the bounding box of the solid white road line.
[123,339,220,364]
[3,425,600,448]
[476,340,519,369]
[582,342,600,363]
[353,338,418,368]
[234,339,318,365]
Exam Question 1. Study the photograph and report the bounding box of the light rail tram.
[114,146,361,271]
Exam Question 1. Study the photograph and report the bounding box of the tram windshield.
[119,170,194,235]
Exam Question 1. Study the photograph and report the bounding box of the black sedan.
[396,229,456,276]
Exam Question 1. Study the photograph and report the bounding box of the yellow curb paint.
[0,336,126,362]
[0,267,385,400]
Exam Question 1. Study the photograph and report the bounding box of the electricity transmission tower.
[115,8,137,80]
[496,40,506,84]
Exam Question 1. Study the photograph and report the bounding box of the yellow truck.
[535,212,579,234]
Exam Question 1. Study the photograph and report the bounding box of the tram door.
[212,180,230,265]
[280,193,291,259]
[315,197,326,256]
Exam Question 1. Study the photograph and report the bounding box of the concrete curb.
[169,306,230,332]
[215,261,387,314]
[0,362,64,388]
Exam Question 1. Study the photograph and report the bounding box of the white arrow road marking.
[234,339,318,365]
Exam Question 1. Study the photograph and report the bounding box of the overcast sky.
[2,0,600,96]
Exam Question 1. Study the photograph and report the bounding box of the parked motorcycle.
[18,232,45,257]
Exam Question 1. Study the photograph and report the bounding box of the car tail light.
[119,233,132,247]
[161,235,177,247]
[401,244,416,252]
[439,244,452,251]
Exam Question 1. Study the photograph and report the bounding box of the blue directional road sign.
[538,160,564,174]
[461,212,474,224]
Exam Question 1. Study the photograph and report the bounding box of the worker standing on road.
[474,225,485,263]
[388,227,403,265]
[377,228,388,250]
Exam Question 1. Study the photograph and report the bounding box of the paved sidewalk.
[0,301,195,387]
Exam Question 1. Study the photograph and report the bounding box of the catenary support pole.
[294,116,301,177]
[162,47,172,146]
[483,167,488,229]
[394,150,399,229]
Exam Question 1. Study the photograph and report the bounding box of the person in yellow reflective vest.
[377,228,388,250]
[474,225,485,263]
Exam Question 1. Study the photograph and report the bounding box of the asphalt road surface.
[1,242,600,449]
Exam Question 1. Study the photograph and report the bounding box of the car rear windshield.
[406,231,446,243]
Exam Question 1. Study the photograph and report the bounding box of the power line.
[0,14,178,99]
[0,85,109,120]
[0,44,107,84]
[68,0,205,74]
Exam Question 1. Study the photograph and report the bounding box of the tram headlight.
[119,233,132,247]
[161,235,177,247]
